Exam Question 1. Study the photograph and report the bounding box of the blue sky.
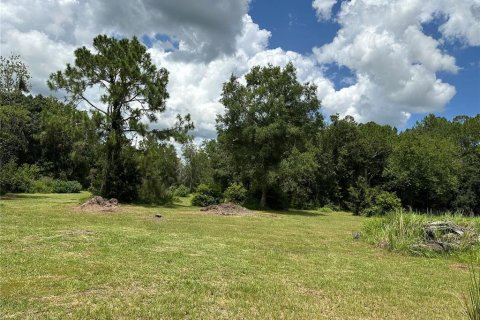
[250,0,479,128]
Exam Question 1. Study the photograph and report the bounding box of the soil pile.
[200,202,251,216]
[78,196,120,212]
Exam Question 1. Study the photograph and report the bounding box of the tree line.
[1,35,478,215]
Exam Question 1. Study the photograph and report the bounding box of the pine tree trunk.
[101,107,122,198]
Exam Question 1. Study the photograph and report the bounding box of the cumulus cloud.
[1,0,478,136]
[313,0,479,125]
[312,0,337,21]
[148,15,330,138]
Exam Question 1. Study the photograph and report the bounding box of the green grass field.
[0,193,475,319]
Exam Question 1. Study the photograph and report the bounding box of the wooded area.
[1,35,479,215]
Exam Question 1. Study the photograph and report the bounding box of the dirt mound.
[78,196,120,212]
[200,202,251,216]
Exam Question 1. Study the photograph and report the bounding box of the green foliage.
[278,148,319,209]
[32,178,81,193]
[223,182,247,205]
[360,190,402,217]
[362,211,480,256]
[48,34,192,200]
[180,142,213,191]
[191,184,222,207]
[385,126,462,211]
[173,185,190,197]
[218,63,323,208]
[137,139,179,204]
[463,263,480,320]
[0,161,41,194]
[0,54,31,94]
[0,105,31,165]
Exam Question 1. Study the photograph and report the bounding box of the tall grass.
[362,210,480,258]
[464,262,480,320]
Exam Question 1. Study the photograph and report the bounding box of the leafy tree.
[278,147,319,209]
[180,142,214,191]
[48,35,193,200]
[0,106,31,165]
[316,115,360,206]
[36,98,99,186]
[384,131,461,211]
[217,63,323,208]
[138,137,179,204]
[0,54,31,94]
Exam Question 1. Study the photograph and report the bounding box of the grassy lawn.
[0,193,474,319]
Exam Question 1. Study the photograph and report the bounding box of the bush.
[31,177,55,193]
[223,182,247,205]
[52,180,82,193]
[32,177,82,193]
[360,190,402,217]
[191,184,222,207]
[174,184,190,197]
[0,161,40,194]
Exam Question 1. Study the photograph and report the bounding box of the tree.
[138,137,179,204]
[384,131,461,211]
[217,63,323,208]
[48,35,193,200]
[180,142,213,191]
[0,106,31,165]
[0,54,31,94]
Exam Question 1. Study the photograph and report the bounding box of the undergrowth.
[362,211,480,259]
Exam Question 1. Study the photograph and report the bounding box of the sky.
[1,0,479,139]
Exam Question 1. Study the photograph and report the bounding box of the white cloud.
[312,0,479,125]
[312,0,337,21]
[1,0,478,136]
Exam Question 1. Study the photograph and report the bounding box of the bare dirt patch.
[76,196,120,212]
[200,202,251,216]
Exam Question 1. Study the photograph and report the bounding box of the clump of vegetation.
[223,182,247,205]
[191,184,222,207]
[463,263,480,320]
[361,190,402,216]
[174,184,190,197]
[362,211,480,256]
[32,178,82,193]
[0,161,40,194]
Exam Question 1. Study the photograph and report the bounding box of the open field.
[0,193,476,319]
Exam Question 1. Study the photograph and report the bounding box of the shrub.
[361,190,402,216]
[223,182,247,205]
[52,180,82,193]
[191,184,222,207]
[32,177,82,193]
[31,177,55,193]
[174,184,190,197]
[0,161,40,194]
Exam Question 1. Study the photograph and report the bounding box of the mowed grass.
[0,193,474,319]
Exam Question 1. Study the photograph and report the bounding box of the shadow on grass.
[0,193,52,200]
[256,209,326,217]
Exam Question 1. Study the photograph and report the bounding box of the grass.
[362,211,480,260]
[0,193,478,319]
[464,263,480,320]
